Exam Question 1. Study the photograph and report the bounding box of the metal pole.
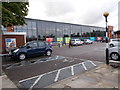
[105,16,109,65]
[70,25,72,39]
[36,21,39,46]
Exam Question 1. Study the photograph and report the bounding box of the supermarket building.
[2,18,106,43]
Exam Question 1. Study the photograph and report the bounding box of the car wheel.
[110,53,120,61]
[46,50,52,56]
[110,44,114,47]
[19,53,26,60]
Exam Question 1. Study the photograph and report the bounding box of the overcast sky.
[26,0,120,31]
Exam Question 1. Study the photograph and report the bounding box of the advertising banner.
[90,37,96,41]
[97,37,102,41]
[65,37,70,44]
[46,38,53,42]
[57,37,63,42]
[5,38,16,47]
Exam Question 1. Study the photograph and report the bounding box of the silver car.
[109,39,120,47]
[109,47,120,61]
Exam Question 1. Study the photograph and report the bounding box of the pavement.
[1,63,119,89]
[1,72,18,89]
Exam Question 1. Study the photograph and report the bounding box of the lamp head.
[103,12,109,17]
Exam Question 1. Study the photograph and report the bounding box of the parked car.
[10,41,52,60]
[109,39,120,47]
[50,41,59,46]
[83,39,93,44]
[109,46,120,61]
[102,37,110,43]
[70,39,83,46]
[79,39,84,45]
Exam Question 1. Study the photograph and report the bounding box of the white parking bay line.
[29,75,43,90]
[82,62,87,70]
[19,61,91,85]
[54,69,61,82]
[88,61,96,66]
[19,75,39,83]
[71,66,74,76]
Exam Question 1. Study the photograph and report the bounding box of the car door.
[27,42,38,56]
[37,41,46,54]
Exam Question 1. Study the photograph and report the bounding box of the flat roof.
[25,18,105,29]
[3,32,26,35]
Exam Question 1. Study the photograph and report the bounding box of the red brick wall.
[108,26,113,39]
[0,35,2,54]
[2,35,25,54]
[115,34,120,38]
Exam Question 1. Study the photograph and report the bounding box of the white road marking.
[109,60,120,63]
[69,60,74,62]
[19,60,96,83]
[82,62,87,70]
[63,59,68,62]
[19,75,39,83]
[88,60,96,66]
[80,59,87,61]
[19,70,57,83]
[71,66,74,76]
[54,69,61,82]
[29,75,43,90]
[2,64,11,67]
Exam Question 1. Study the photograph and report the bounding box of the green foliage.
[2,2,29,27]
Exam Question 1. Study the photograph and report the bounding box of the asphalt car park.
[19,60,103,89]
[2,42,107,88]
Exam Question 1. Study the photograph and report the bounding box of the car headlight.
[13,49,19,53]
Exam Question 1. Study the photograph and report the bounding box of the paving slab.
[2,75,18,89]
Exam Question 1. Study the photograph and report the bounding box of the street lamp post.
[103,12,109,65]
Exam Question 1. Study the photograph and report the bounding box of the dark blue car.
[10,41,52,60]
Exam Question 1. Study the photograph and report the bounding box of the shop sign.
[57,37,63,42]
[5,38,16,47]
[65,37,70,44]
[46,38,53,42]
[97,37,102,40]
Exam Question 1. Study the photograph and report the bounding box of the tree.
[2,2,29,27]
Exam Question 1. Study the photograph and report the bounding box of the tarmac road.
[2,42,106,88]
[2,42,106,65]
[52,42,106,62]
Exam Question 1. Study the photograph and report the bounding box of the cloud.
[78,0,118,25]
[27,0,119,30]
[44,0,75,17]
